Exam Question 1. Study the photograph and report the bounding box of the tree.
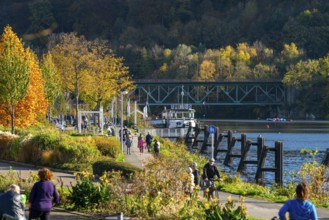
[49,32,92,119]
[14,49,48,127]
[0,26,29,133]
[40,52,62,120]
[83,39,133,110]
[199,60,215,80]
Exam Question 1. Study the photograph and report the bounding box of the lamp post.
[181,85,184,108]
[120,91,128,153]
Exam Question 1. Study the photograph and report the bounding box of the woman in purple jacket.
[28,168,59,220]
[279,182,318,220]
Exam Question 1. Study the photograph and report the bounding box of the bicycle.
[203,178,220,201]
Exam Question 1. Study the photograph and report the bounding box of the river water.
[200,119,329,185]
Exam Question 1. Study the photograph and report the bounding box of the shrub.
[67,172,110,210]
[94,136,121,158]
[54,136,101,165]
[8,136,25,161]
[20,131,102,167]
[29,130,61,151]
[0,131,18,160]
[21,130,61,164]
[93,160,142,178]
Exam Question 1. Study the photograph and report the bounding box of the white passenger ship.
[149,105,197,128]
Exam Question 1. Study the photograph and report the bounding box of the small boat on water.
[148,106,197,128]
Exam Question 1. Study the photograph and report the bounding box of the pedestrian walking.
[138,133,142,141]
[28,168,59,220]
[191,162,200,186]
[126,135,132,155]
[186,167,195,196]
[153,139,160,156]
[138,136,146,155]
[145,132,153,152]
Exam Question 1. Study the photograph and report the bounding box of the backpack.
[126,139,132,147]
[154,142,160,151]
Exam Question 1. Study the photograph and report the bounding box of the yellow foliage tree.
[0,26,48,131]
[84,42,133,110]
[14,49,48,127]
[0,26,29,133]
[40,52,62,119]
[199,60,216,80]
[50,32,92,118]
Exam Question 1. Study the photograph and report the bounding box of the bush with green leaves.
[94,136,121,158]
[92,160,141,178]
[67,171,110,210]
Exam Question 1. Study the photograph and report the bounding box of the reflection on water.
[201,120,329,185]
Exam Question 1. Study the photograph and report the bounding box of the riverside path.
[1,135,329,219]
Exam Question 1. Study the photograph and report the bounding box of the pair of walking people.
[0,168,59,220]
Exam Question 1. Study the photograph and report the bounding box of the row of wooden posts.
[184,124,283,185]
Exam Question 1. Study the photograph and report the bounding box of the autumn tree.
[82,39,133,111]
[0,26,29,133]
[199,60,215,80]
[49,32,92,119]
[14,49,48,128]
[40,52,62,120]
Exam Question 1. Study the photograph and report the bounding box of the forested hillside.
[1,0,329,119]
[2,0,328,57]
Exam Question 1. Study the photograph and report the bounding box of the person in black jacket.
[202,158,220,181]
[145,132,153,152]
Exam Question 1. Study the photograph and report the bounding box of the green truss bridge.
[129,79,292,107]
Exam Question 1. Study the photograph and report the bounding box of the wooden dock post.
[238,134,246,155]
[199,125,210,154]
[237,140,253,172]
[237,137,264,173]
[255,141,283,185]
[214,132,223,159]
[274,141,283,185]
[223,133,247,167]
[223,137,237,166]
[255,145,267,184]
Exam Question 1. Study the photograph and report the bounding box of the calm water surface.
[200,120,329,184]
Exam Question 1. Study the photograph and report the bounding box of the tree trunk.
[75,71,79,125]
[10,105,15,134]
[48,106,52,122]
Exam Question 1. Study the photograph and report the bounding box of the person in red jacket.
[138,137,146,155]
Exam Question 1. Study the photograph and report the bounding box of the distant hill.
[1,0,328,58]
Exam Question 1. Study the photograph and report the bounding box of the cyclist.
[202,158,220,200]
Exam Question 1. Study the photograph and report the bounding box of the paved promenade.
[123,133,153,169]
[1,135,329,219]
